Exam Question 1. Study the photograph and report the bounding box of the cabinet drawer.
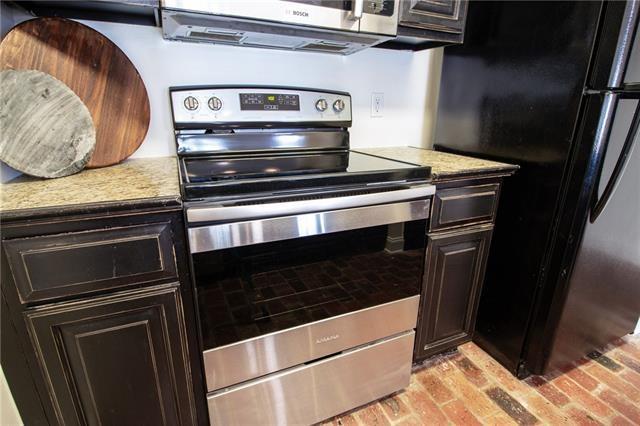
[431,183,500,230]
[3,222,177,304]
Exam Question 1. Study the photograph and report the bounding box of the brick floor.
[321,334,640,425]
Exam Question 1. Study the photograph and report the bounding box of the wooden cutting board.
[0,17,150,168]
[0,69,96,178]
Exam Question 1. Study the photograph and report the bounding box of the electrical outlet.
[371,93,384,117]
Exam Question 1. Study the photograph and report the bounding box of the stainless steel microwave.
[161,0,399,55]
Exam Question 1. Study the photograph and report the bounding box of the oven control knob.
[184,96,199,111]
[333,99,346,112]
[208,96,223,111]
[315,98,328,112]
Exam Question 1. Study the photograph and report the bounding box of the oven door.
[162,0,399,36]
[188,186,433,391]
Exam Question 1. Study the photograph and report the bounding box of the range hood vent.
[188,30,245,43]
[299,42,350,53]
[161,9,391,55]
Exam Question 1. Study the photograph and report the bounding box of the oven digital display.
[239,93,300,111]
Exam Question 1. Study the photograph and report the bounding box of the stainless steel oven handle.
[186,184,435,224]
[188,198,431,253]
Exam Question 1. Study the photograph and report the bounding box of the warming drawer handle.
[186,184,435,223]
[187,198,431,253]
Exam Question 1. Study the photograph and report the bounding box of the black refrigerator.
[433,0,640,377]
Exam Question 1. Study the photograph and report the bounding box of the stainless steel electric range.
[170,86,435,425]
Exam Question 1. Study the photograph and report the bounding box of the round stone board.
[0,69,96,178]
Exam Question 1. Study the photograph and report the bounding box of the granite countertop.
[0,149,518,216]
[1,157,180,214]
[355,147,519,181]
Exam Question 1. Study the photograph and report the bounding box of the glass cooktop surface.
[180,151,431,200]
[183,151,420,183]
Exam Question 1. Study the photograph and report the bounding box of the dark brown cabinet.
[24,284,196,426]
[430,182,500,231]
[399,0,468,34]
[378,0,468,51]
[4,221,178,304]
[414,175,511,363]
[1,204,205,425]
[12,1,159,26]
[415,225,492,361]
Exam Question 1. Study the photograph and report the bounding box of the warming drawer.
[207,331,415,425]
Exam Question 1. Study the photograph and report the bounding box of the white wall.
[79,20,440,158]
[1,367,22,426]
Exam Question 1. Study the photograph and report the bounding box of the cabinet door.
[24,284,196,426]
[415,225,492,362]
[399,0,468,34]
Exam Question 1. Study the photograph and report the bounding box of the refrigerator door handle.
[606,0,640,88]
[590,99,640,222]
